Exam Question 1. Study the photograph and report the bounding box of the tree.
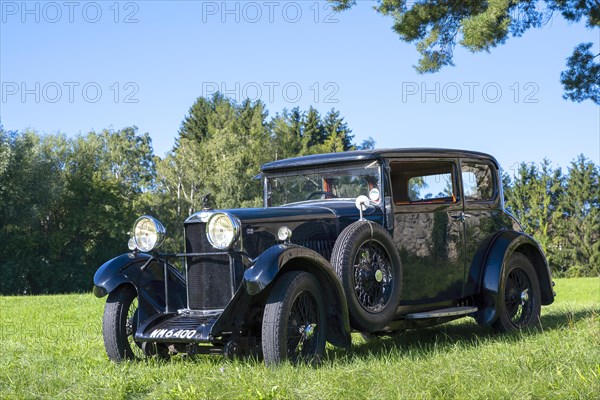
[555,155,600,276]
[0,130,68,293]
[271,108,303,160]
[0,125,14,201]
[202,97,272,209]
[322,109,355,152]
[357,137,376,150]
[330,0,600,104]
[504,159,564,272]
[301,107,326,154]
[504,155,600,277]
[561,42,600,103]
[177,95,215,144]
[0,128,157,295]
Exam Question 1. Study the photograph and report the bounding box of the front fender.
[93,252,187,329]
[244,244,352,348]
[93,253,153,298]
[244,244,324,295]
[477,231,553,326]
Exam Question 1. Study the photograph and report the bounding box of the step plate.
[405,306,478,320]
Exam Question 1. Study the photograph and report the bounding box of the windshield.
[266,162,381,206]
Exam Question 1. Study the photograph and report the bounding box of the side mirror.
[355,195,370,221]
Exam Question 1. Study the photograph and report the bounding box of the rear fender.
[477,231,554,326]
[243,244,351,348]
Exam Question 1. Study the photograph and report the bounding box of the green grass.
[1,277,598,399]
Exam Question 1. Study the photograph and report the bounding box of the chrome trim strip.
[177,308,223,317]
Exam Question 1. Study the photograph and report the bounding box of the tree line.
[0,94,597,294]
[503,157,599,277]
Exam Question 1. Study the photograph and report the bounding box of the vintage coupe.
[93,149,555,364]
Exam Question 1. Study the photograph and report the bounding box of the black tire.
[262,271,326,366]
[492,253,541,332]
[331,221,402,333]
[102,285,144,361]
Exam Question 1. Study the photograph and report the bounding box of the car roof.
[261,148,499,173]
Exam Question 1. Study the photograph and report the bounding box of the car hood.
[187,200,379,225]
[230,200,369,223]
[186,201,383,259]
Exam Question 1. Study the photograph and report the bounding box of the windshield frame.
[262,161,383,207]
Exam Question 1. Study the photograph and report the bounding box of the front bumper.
[135,311,219,343]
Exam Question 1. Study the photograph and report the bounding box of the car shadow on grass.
[131,308,597,366]
[326,307,599,363]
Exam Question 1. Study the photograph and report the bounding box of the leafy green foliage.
[0,98,370,292]
[329,0,600,104]
[561,42,600,103]
[0,126,155,294]
[504,155,600,277]
[0,93,598,294]
[556,155,600,276]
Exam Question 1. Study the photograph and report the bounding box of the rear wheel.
[103,285,144,361]
[492,253,541,332]
[262,271,326,366]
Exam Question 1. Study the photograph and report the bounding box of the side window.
[461,162,495,201]
[390,161,457,205]
[408,173,453,201]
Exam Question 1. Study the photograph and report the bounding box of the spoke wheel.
[262,271,326,366]
[287,291,319,361]
[493,253,541,332]
[505,268,533,328]
[103,285,144,361]
[331,221,402,333]
[353,241,393,313]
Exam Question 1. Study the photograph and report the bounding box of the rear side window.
[390,161,457,205]
[461,162,495,201]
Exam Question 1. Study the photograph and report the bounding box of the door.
[460,159,508,296]
[390,159,466,303]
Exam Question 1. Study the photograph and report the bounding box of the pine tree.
[322,109,354,151]
[301,107,326,154]
[556,155,600,276]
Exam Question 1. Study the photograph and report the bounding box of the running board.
[405,306,478,320]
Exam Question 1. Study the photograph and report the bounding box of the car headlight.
[132,216,166,252]
[206,212,240,250]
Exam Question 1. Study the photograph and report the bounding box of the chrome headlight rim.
[206,212,241,250]
[132,215,166,252]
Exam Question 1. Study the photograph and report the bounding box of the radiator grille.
[185,222,233,310]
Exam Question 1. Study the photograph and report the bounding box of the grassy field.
[0,278,598,399]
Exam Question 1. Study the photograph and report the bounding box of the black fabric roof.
[261,148,499,173]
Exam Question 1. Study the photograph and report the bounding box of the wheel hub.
[353,241,393,312]
[520,289,529,304]
[301,324,315,339]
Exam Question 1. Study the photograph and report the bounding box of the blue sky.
[1,0,598,176]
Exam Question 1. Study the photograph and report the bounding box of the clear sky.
[1,0,599,176]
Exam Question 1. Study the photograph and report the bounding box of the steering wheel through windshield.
[306,191,338,200]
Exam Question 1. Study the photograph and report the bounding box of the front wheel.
[262,271,326,366]
[102,285,144,361]
[492,253,541,332]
